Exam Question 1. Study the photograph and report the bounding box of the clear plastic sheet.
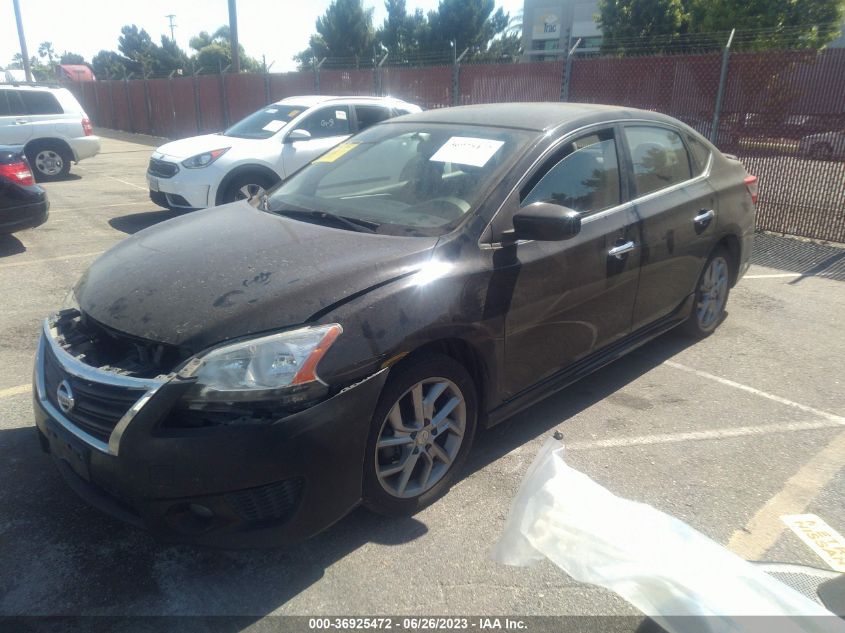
[491,438,844,633]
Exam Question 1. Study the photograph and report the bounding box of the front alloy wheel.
[364,353,477,516]
[376,378,466,498]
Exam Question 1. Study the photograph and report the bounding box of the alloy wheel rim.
[35,150,63,176]
[375,377,466,499]
[236,183,266,205]
[697,256,728,330]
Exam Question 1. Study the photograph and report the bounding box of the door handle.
[608,240,636,259]
[15,118,28,125]
[694,209,715,224]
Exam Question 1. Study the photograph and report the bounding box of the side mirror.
[509,202,582,242]
[285,128,311,143]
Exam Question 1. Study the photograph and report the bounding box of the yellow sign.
[314,143,359,163]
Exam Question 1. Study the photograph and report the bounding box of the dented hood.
[75,203,437,351]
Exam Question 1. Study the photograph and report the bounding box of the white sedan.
[147,95,421,210]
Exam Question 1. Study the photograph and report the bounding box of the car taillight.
[82,117,93,136]
[744,175,758,205]
[0,161,35,186]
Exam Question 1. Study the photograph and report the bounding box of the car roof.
[275,95,412,108]
[388,102,681,133]
[0,83,67,92]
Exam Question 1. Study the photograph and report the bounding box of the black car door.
[499,127,641,399]
[622,124,718,330]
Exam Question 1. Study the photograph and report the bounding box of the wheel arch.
[214,164,282,205]
[25,137,75,162]
[401,337,492,428]
[714,232,742,286]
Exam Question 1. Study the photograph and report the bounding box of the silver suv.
[0,84,100,180]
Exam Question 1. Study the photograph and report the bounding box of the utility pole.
[13,0,33,82]
[228,0,240,73]
[165,14,177,41]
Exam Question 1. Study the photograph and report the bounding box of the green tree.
[598,0,845,52]
[118,24,157,74]
[189,25,261,73]
[38,41,55,65]
[60,52,86,65]
[424,0,510,56]
[296,0,375,64]
[92,50,132,79]
[376,0,427,60]
[597,0,688,53]
[153,36,190,75]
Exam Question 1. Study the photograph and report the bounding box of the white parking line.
[74,165,147,191]
[744,273,804,279]
[663,361,845,423]
[0,251,104,270]
[0,384,30,399]
[565,418,842,451]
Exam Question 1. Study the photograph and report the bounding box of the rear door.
[19,89,66,142]
[352,104,393,133]
[0,89,32,145]
[281,104,352,176]
[622,124,717,330]
[501,127,641,398]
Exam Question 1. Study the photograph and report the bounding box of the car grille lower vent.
[224,478,304,525]
[148,157,178,178]
[43,342,145,442]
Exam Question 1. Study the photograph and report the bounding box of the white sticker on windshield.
[430,136,504,167]
[262,119,287,132]
[336,109,347,120]
[264,108,278,114]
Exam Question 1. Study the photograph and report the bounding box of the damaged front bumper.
[32,319,388,548]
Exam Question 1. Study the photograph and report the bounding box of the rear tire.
[681,247,732,339]
[363,353,478,517]
[26,142,72,181]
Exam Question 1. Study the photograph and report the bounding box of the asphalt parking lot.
[1,130,843,624]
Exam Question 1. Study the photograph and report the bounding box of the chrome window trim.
[37,318,168,455]
[479,118,713,249]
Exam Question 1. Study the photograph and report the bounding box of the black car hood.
[76,202,438,351]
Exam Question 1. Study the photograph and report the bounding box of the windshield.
[224,104,306,139]
[268,123,534,236]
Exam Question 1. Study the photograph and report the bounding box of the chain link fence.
[65,47,845,243]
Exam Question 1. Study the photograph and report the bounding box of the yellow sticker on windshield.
[314,143,359,163]
[288,109,300,117]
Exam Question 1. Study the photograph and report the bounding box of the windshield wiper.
[276,208,380,234]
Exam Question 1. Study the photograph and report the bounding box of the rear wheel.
[682,247,731,338]
[363,353,477,516]
[26,142,72,181]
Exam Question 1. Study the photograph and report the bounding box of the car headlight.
[181,148,229,169]
[178,324,342,402]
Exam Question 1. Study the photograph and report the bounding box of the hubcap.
[375,378,466,498]
[35,150,63,176]
[697,256,728,330]
[236,183,266,206]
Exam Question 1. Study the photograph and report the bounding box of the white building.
[521,0,602,61]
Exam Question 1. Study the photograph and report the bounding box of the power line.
[165,14,177,42]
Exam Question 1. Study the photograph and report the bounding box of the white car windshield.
[268,123,534,237]
[224,104,307,139]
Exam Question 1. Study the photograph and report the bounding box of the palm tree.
[38,41,55,65]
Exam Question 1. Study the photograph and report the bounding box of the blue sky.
[2,0,524,73]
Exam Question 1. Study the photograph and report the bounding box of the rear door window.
[521,129,622,215]
[20,91,63,115]
[354,105,392,131]
[1,90,28,116]
[623,126,692,197]
[685,134,712,176]
[296,105,350,139]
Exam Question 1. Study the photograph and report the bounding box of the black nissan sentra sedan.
[33,103,757,546]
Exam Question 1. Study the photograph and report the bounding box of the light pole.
[13,0,33,82]
[228,0,240,73]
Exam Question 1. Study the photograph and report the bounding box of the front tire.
[26,142,72,181]
[363,353,478,517]
[221,172,278,206]
[682,247,731,338]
